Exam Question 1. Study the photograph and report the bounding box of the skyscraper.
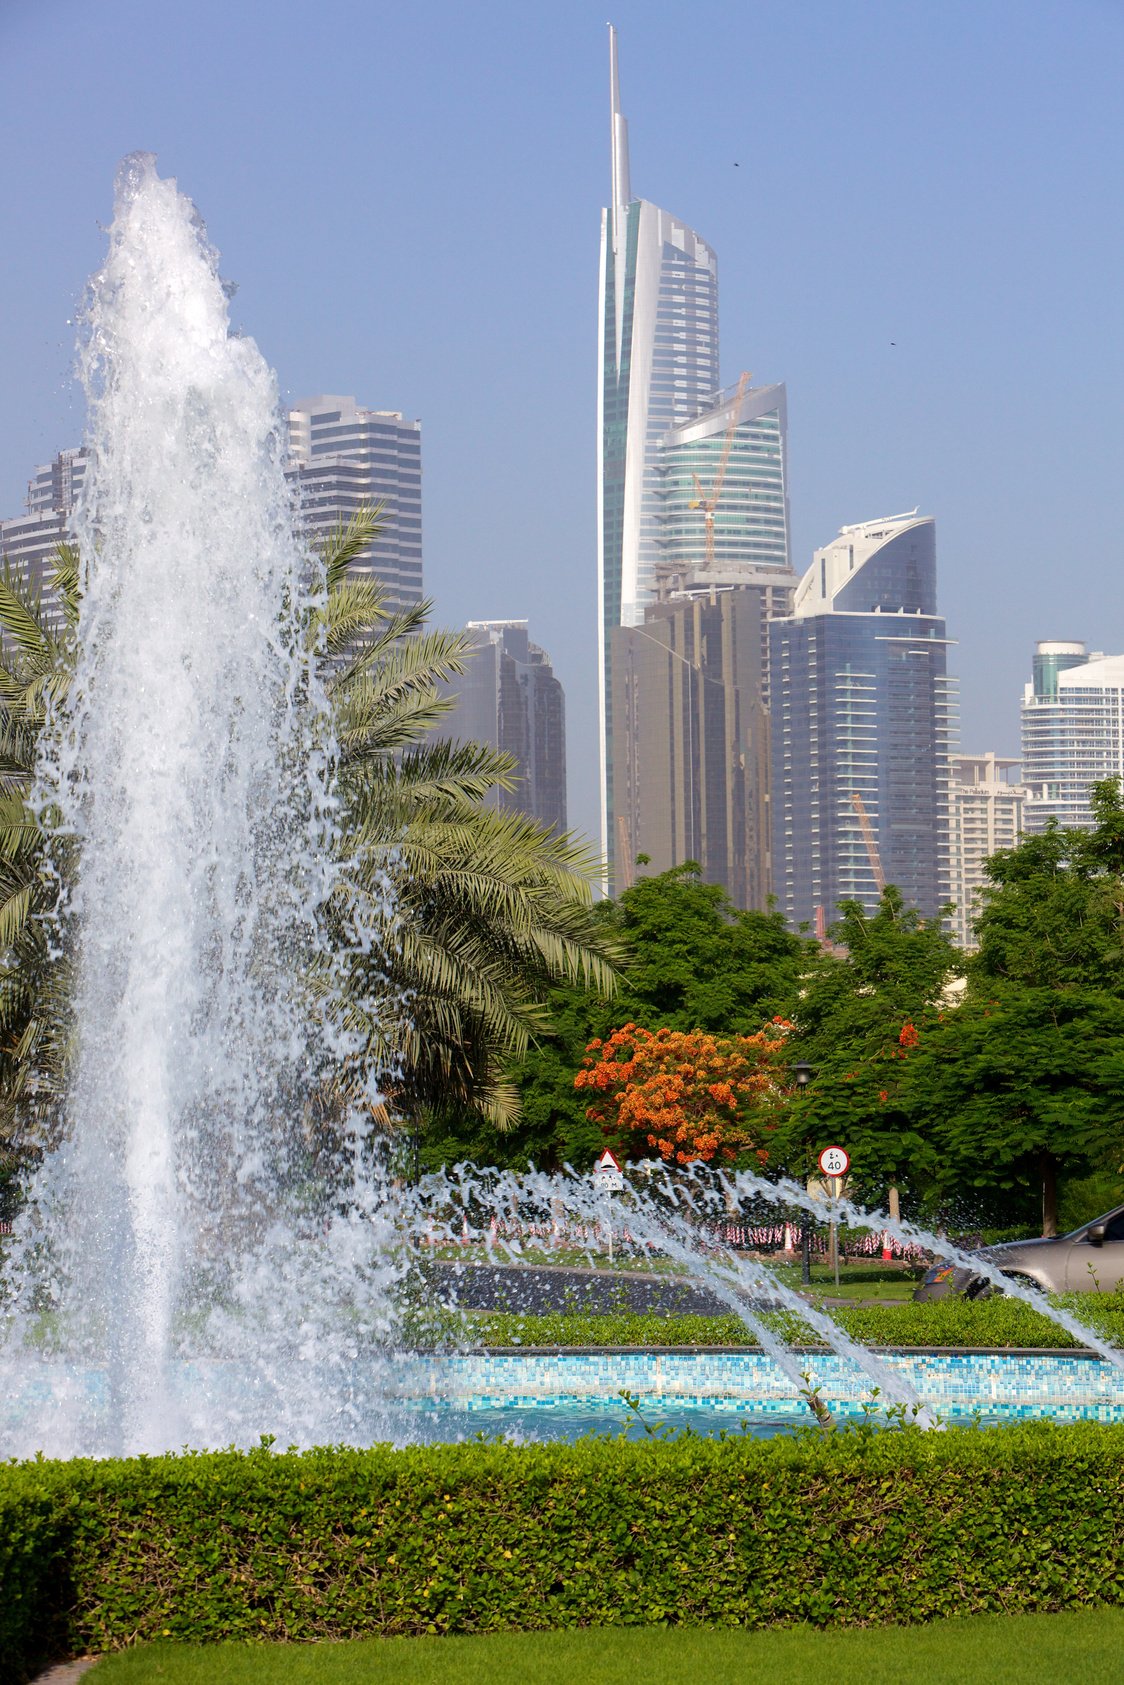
[598,26,720,884]
[770,512,957,931]
[948,753,1025,949]
[610,377,796,907]
[612,580,785,909]
[438,621,567,834]
[286,395,422,611]
[1020,639,1124,831]
[0,447,87,610]
[655,382,792,594]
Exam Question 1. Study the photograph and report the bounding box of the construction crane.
[850,791,886,893]
[616,814,635,891]
[688,370,751,571]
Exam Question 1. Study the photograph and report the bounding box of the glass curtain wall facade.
[286,395,422,612]
[770,514,956,930]
[657,383,790,583]
[598,26,719,887]
[1020,642,1124,831]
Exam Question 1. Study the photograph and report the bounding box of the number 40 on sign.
[817,1145,850,1179]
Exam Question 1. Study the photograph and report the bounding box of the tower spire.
[609,24,631,219]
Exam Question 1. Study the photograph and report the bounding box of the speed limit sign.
[818,1145,850,1178]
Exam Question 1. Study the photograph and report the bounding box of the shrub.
[468,1295,1124,1352]
[5,1424,1124,1677]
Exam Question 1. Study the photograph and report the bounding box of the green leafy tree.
[776,888,960,1209]
[945,778,1124,1231]
[907,984,1124,1235]
[422,864,812,1171]
[972,780,1124,990]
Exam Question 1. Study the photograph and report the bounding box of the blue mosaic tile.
[391,1349,1124,1422]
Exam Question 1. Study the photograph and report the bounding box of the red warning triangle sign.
[595,1148,623,1173]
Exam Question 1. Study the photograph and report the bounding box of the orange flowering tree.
[574,1023,785,1166]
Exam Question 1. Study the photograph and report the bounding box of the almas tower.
[597,26,720,884]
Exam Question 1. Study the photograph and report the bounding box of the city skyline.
[4,2,1124,850]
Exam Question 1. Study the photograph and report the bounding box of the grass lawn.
[85,1608,1124,1684]
[781,1266,921,1304]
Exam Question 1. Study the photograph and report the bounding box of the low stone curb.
[30,1663,98,1684]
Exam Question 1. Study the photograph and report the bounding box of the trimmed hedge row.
[5,1423,1124,1680]
[469,1294,1124,1350]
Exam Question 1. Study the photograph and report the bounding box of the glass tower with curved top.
[770,512,957,930]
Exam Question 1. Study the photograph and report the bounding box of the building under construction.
[609,380,796,908]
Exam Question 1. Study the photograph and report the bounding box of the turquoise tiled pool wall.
[399,1350,1124,1412]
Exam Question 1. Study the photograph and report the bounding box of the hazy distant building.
[612,573,792,909]
[0,447,87,605]
[286,395,422,611]
[948,753,1025,949]
[770,512,957,931]
[1020,639,1124,831]
[439,621,566,833]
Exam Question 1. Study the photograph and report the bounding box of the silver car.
[914,1203,1124,1299]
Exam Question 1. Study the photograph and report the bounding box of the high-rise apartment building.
[286,396,422,611]
[0,447,87,604]
[1020,639,1124,831]
[770,512,957,931]
[598,27,720,885]
[948,753,1025,949]
[438,621,566,834]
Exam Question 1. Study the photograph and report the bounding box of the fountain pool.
[1,157,1121,1463]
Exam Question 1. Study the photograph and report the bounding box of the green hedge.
[469,1295,1124,1351]
[5,1424,1124,1679]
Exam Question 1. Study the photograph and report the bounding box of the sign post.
[593,1149,625,1264]
[817,1146,850,1289]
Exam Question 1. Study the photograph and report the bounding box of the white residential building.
[286,395,422,612]
[1020,640,1124,832]
[948,753,1025,949]
[0,448,87,610]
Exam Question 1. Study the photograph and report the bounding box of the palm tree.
[0,549,80,1159]
[313,512,619,1128]
[0,516,619,1156]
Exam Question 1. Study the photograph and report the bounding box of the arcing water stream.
[728,1169,1124,1373]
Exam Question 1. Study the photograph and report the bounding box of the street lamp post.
[793,1061,814,1286]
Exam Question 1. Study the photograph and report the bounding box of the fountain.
[0,154,401,1459]
[1,158,1122,1461]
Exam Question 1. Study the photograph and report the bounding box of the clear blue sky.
[3,0,1124,847]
